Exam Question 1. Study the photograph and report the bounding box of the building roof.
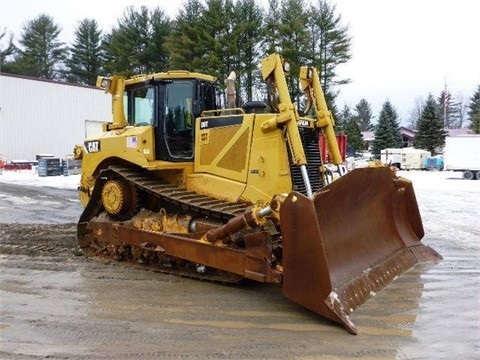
[447,128,472,136]
[0,72,97,90]
[362,126,473,141]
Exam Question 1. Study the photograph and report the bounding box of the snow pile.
[0,169,80,190]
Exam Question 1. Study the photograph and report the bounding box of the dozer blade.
[280,167,441,334]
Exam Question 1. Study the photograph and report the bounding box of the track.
[77,165,254,283]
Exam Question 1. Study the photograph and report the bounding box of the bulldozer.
[73,53,441,334]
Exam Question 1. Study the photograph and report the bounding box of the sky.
[0,0,479,125]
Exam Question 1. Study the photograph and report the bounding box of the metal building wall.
[0,74,111,161]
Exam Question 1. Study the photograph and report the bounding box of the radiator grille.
[287,128,324,196]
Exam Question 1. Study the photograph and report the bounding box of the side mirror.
[193,100,202,117]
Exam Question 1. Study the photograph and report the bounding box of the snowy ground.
[396,169,479,252]
[0,169,80,191]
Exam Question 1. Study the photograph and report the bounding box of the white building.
[0,73,111,161]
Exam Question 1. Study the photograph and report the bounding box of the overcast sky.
[1,0,479,125]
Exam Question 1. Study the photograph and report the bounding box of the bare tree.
[407,96,424,130]
[0,29,15,71]
[455,92,468,128]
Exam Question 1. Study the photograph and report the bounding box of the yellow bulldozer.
[74,53,441,334]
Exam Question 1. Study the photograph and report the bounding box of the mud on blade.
[280,167,442,334]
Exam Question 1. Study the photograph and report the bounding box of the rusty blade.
[280,167,442,334]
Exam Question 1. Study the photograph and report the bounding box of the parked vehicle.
[424,156,444,170]
[381,148,430,170]
[401,148,431,170]
[380,148,402,168]
[444,135,480,180]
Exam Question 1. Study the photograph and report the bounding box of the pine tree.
[65,19,104,86]
[264,0,282,55]
[386,102,403,147]
[9,14,66,79]
[104,6,171,76]
[345,117,364,153]
[307,0,351,114]
[197,0,238,87]
[353,98,373,131]
[414,94,447,154]
[233,0,265,103]
[335,104,352,133]
[164,0,206,71]
[371,100,402,159]
[335,104,365,154]
[468,85,480,134]
[168,0,241,98]
[262,0,351,116]
[148,8,174,71]
[272,0,311,105]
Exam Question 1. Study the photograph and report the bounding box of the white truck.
[443,135,480,180]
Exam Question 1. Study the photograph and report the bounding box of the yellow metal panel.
[240,114,292,203]
[123,71,216,85]
[199,126,240,165]
[93,126,155,162]
[217,129,249,172]
[194,114,253,183]
[187,173,246,203]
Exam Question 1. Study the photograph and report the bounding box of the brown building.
[361,127,472,151]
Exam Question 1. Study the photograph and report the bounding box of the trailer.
[381,148,430,170]
[380,148,402,168]
[443,135,480,180]
[401,148,431,170]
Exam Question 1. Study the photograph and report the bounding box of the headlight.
[101,77,111,89]
[307,67,313,79]
[96,76,111,89]
[283,60,290,73]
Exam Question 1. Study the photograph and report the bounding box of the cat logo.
[85,140,100,153]
[297,119,310,127]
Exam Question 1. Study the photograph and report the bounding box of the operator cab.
[123,77,218,162]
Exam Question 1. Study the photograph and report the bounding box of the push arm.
[299,66,344,171]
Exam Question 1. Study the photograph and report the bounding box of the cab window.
[124,86,154,126]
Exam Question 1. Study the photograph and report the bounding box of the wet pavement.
[0,182,82,223]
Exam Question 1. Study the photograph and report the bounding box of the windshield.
[165,81,194,159]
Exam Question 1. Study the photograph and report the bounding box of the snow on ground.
[397,170,480,252]
[0,168,80,190]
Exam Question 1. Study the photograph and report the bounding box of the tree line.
[1,0,479,157]
[0,0,351,108]
[336,87,480,158]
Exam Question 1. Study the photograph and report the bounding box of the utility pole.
[443,78,448,129]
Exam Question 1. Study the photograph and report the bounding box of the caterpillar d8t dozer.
[74,53,441,334]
